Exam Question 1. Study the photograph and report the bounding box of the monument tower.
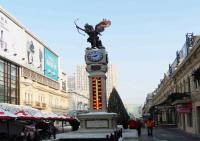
[85,47,108,112]
[75,19,117,130]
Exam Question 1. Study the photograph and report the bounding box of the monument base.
[77,112,117,131]
[56,112,121,141]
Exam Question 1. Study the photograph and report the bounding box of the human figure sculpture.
[75,19,111,49]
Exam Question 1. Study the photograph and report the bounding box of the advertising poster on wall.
[0,11,45,74]
[24,35,44,74]
[0,11,25,65]
[44,47,58,81]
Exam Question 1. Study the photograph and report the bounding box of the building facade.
[146,33,200,135]
[67,73,75,91]
[0,58,20,104]
[75,65,89,98]
[106,64,117,99]
[68,91,89,111]
[142,93,153,117]
[0,6,70,115]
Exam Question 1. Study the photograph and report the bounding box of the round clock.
[87,51,103,62]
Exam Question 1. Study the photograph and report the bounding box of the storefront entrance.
[197,106,200,134]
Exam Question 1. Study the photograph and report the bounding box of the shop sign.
[176,103,192,113]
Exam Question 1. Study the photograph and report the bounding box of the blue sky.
[1,0,200,104]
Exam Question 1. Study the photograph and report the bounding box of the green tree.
[108,88,130,129]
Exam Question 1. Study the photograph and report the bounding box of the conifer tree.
[108,88,130,129]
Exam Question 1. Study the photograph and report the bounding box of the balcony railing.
[42,103,47,108]
[23,101,33,106]
[35,101,40,107]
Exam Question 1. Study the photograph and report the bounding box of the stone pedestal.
[78,112,117,132]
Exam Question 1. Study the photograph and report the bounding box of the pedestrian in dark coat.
[48,122,57,139]
[136,119,142,137]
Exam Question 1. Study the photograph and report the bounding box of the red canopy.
[63,114,74,121]
[0,109,17,120]
[14,110,35,120]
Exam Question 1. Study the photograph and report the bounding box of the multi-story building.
[142,93,153,116]
[66,72,89,112]
[148,33,200,135]
[0,6,69,115]
[60,71,67,92]
[68,91,89,111]
[67,73,75,91]
[106,64,117,99]
[0,57,20,105]
[75,65,89,98]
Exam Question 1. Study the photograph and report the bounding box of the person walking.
[19,127,26,141]
[136,119,142,137]
[146,118,154,136]
[48,122,57,139]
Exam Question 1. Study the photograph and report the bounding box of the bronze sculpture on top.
[75,19,111,49]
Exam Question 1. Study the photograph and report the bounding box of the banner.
[44,48,58,81]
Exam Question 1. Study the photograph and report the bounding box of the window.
[0,84,4,102]
[0,80,3,85]
[49,96,52,105]
[0,61,3,72]
[43,96,45,103]
[11,87,16,98]
[194,79,198,89]
[183,80,186,92]
[11,66,16,76]
[62,81,66,91]
[38,95,40,102]
[25,92,27,101]
[0,59,19,104]
[188,77,191,92]
[41,96,43,103]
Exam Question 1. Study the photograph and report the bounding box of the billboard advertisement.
[0,11,44,74]
[0,11,25,65]
[44,47,58,81]
[24,35,44,74]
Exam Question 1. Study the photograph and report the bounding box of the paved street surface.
[139,127,200,141]
[44,126,200,141]
[122,129,138,141]
[43,128,138,141]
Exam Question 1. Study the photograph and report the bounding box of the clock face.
[87,51,103,62]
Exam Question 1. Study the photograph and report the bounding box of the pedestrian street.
[138,127,200,141]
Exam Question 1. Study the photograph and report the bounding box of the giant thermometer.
[92,77,102,110]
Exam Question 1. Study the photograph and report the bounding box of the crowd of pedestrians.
[128,117,154,137]
[19,121,57,141]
